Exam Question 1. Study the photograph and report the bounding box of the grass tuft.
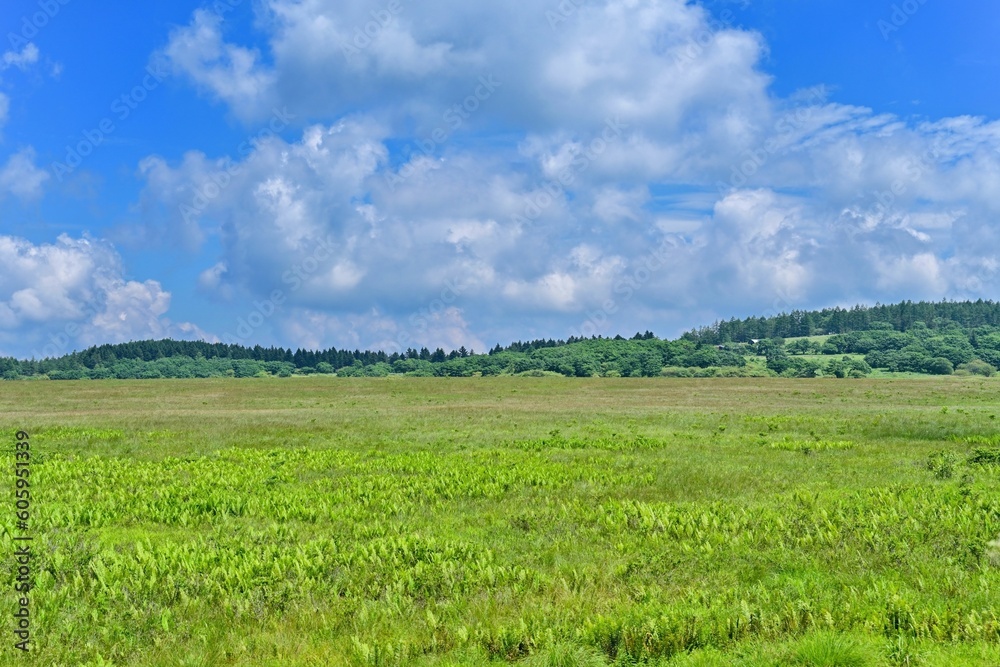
[792,633,872,667]
[522,643,607,667]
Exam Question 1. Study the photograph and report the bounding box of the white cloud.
[131,0,1000,350]
[278,306,485,355]
[0,148,50,200]
[159,0,770,138]
[0,235,205,358]
[1,43,39,71]
[135,106,1000,349]
[156,10,276,119]
[592,187,649,224]
[198,262,230,295]
[875,252,947,297]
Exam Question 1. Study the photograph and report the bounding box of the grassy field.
[3,377,1000,666]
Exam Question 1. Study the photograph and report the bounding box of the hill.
[682,299,1000,343]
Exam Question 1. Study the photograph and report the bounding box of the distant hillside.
[3,300,1000,379]
[682,299,1000,344]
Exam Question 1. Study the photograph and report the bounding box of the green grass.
[785,354,867,363]
[2,377,1000,665]
[785,335,836,344]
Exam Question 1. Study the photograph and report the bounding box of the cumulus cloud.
[277,306,486,355]
[132,0,1000,350]
[875,252,947,297]
[0,235,207,358]
[155,10,276,119]
[135,113,1000,349]
[159,0,770,137]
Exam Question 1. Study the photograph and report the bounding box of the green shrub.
[926,450,959,479]
[968,448,1000,466]
[957,359,996,377]
[923,357,954,375]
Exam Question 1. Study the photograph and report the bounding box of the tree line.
[683,299,1000,344]
[4,300,1000,379]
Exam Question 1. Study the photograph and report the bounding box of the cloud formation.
[130,0,1000,351]
[0,235,206,359]
[156,10,276,120]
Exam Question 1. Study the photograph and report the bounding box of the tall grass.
[1,377,999,665]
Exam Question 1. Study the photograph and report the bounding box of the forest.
[3,300,1000,380]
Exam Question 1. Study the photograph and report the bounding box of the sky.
[2,0,1000,360]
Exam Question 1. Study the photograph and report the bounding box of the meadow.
[2,377,1000,666]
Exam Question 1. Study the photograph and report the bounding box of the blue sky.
[2,0,1000,359]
